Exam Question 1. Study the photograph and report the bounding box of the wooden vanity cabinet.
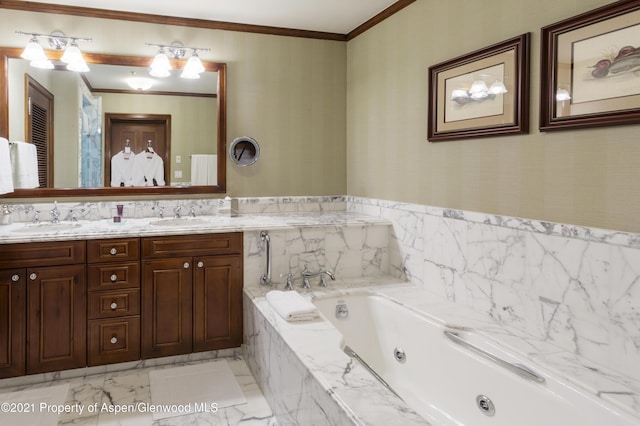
[0,241,86,375]
[86,238,141,366]
[141,233,243,359]
[0,269,26,378]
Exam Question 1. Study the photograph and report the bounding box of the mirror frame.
[0,47,226,198]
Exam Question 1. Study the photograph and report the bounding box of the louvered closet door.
[26,75,54,188]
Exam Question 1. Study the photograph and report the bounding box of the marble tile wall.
[347,196,640,382]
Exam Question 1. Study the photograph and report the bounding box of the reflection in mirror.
[0,47,227,197]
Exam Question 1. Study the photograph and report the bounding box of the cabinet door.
[0,269,26,378]
[141,258,193,359]
[193,255,243,352]
[27,264,86,374]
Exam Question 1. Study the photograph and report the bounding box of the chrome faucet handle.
[70,209,78,222]
[302,277,311,289]
[50,202,60,223]
[32,210,40,223]
[280,273,294,290]
[189,206,196,218]
[174,205,182,218]
[158,206,165,218]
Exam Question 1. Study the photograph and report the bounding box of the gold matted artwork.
[427,33,530,142]
[540,0,640,130]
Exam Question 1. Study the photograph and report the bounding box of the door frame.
[104,113,171,187]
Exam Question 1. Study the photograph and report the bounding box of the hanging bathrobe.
[110,150,136,187]
[131,151,165,186]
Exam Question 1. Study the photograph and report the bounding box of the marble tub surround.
[244,283,640,424]
[347,196,640,385]
[243,285,427,426]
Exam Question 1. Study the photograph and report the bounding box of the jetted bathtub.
[313,292,638,425]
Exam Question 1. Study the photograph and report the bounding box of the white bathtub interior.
[313,292,639,426]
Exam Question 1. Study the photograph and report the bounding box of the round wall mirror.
[229,136,260,166]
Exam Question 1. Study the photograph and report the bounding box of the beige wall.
[346,0,640,233]
[0,9,347,197]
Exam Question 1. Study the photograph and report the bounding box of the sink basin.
[12,222,83,233]
[148,218,212,227]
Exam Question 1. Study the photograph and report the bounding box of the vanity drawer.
[87,316,140,366]
[141,233,242,259]
[87,262,140,291]
[87,238,140,263]
[88,289,140,319]
[0,240,85,269]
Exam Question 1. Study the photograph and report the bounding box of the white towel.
[191,154,217,185]
[9,141,39,189]
[0,138,14,195]
[266,290,319,322]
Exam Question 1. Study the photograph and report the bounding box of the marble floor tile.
[0,357,277,426]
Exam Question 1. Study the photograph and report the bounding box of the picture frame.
[540,0,640,131]
[427,33,530,142]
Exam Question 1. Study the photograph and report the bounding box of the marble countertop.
[0,212,392,244]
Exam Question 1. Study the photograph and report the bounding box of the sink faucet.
[301,264,336,288]
[174,205,182,219]
[50,201,60,223]
[189,206,196,218]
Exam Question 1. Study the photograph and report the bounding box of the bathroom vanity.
[0,232,243,378]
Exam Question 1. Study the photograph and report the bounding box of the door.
[0,269,26,378]
[141,258,192,358]
[104,114,171,187]
[26,75,54,188]
[193,255,243,352]
[27,264,86,374]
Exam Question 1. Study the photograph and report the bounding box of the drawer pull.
[29,273,37,281]
[183,262,190,269]
[11,274,20,282]
[197,261,204,268]
[110,336,118,344]
[109,248,118,255]
[110,302,118,310]
[110,274,118,282]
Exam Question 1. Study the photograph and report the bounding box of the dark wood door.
[193,255,243,352]
[104,114,171,187]
[26,75,54,188]
[27,264,86,374]
[0,269,26,378]
[141,258,192,359]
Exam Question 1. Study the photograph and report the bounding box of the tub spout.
[301,265,336,288]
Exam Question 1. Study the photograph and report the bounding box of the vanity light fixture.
[451,79,508,105]
[556,88,572,101]
[146,42,210,79]
[16,30,91,72]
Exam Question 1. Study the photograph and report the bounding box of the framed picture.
[540,0,640,131]
[427,33,530,142]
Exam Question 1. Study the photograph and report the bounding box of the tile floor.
[0,356,278,426]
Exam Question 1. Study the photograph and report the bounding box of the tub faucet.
[301,264,336,288]
[50,201,60,223]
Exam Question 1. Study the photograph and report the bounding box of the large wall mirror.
[0,47,226,198]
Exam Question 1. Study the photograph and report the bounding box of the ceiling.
[30,0,401,35]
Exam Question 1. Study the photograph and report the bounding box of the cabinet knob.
[11,274,20,282]
[110,274,118,282]
[110,336,118,344]
[109,247,118,255]
[110,302,118,310]
[183,262,190,269]
[29,273,37,281]
[197,261,204,268]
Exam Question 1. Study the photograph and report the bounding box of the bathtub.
[313,292,638,426]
